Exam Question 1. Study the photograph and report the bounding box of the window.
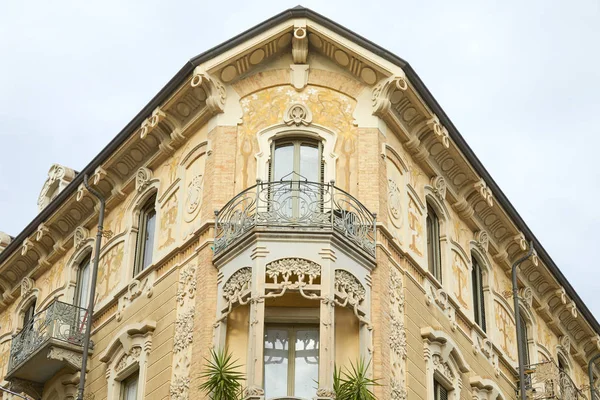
[23,300,36,329]
[75,255,92,307]
[471,256,486,332]
[120,372,139,400]
[134,195,156,275]
[426,204,442,282]
[434,379,448,400]
[271,140,322,183]
[264,325,319,399]
[518,312,530,365]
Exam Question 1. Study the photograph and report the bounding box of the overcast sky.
[0,1,599,318]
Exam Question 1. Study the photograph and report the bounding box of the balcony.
[525,361,584,400]
[6,300,91,385]
[214,180,376,258]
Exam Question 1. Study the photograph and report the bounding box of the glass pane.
[264,328,289,398]
[124,375,138,400]
[77,259,91,307]
[299,144,319,182]
[142,209,156,270]
[294,329,319,398]
[273,145,294,181]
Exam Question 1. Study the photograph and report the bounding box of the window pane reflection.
[264,328,289,398]
[294,329,319,398]
[273,145,294,181]
[299,144,319,182]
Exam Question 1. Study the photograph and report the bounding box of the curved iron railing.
[214,180,376,257]
[525,361,585,400]
[8,300,89,373]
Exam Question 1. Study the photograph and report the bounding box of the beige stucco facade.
[0,7,598,400]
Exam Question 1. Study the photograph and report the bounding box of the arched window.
[426,204,442,282]
[518,312,530,366]
[271,139,322,183]
[74,254,92,307]
[471,255,486,332]
[134,194,157,275]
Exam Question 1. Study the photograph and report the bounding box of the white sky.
[0,0,599,318]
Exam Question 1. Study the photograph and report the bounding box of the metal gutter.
[1,6,598,338]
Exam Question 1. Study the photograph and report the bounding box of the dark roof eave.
[1,6,598,338]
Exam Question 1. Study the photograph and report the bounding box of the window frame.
[22,300,36,329]
[270,138,323,183]
[518,311,530,366]
[434,378,449,400]
[120,370,139,400]
[426,204,442,282]
[133,194,157,276]
[263,324,320,398]
[471,255,486,332]
[74,253,92,308]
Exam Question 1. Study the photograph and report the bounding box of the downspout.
[76,175,106,400]
[0,386,31,399]
[513,241,534,400]
[589,354,600,400]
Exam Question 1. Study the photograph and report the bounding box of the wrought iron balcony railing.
[525,361,585,400]
[7,300,89,374]
[214,180,376,257]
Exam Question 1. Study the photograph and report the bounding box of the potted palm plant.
[199,347,245,400]
[334,358,379,400]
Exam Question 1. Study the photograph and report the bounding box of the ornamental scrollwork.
[388,179,403,228]
[173,308,195,353]
[283,103,312,126]
[372,75,409,116]
[114,346,141,373]
[475,230,489,253]
[427,115,450,149]
[334,270,366,305]
[430,176,447,201]
[266,258,321,285]
[177,264,197,306]
[432,354,454,380]
[169,375,191,400]
[223,267,252,303]
[135,167,153,192]
[74,226,90,250]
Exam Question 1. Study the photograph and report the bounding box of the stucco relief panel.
[386,158,405,246]
[407,195,424,258]
[97,242,125,304]
[159,192,179,251]
[37,254,67,305]
[494,299,516,361]
[182,152,206,240]
[237,85,358,193]
[451,251,470,310]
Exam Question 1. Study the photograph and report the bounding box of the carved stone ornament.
[474,179,494,207]
[391,378,408,400]
[116,276,154,322]
[475,230,489,252]
[559,335,571,353]
[430,175,447,201]
[176,264,197,306]
[190,66,226,113]
[316,388,336,399]
[47,346,83,369]
[244,385,265,398]
[173,308,195,353]
[432,354,455,380]
[115,346,142,373]
[140,107,166,139]
[521,287,533,308]
[223,267,252,303]
[35,223,50,242]
[292,25,308,64]
[372,75,409,116]
[21,277,35,297]
[388,179,403,228]
[74,226,90,250]
[283,102,313,126]
[169,375,190,400]
[267,258,321,285]
[37,163,76,211]
[184,175,204,217]
[135,167,153,192]
[334,269,366,305]
[427,115,450,149]
[21,237,33,256]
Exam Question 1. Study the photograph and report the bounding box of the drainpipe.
[76,175,106,400]
[0,386,31,399]
[513,241,534,400]
[589,354,600,400]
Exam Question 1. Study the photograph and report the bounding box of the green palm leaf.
[199,347,245,400]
